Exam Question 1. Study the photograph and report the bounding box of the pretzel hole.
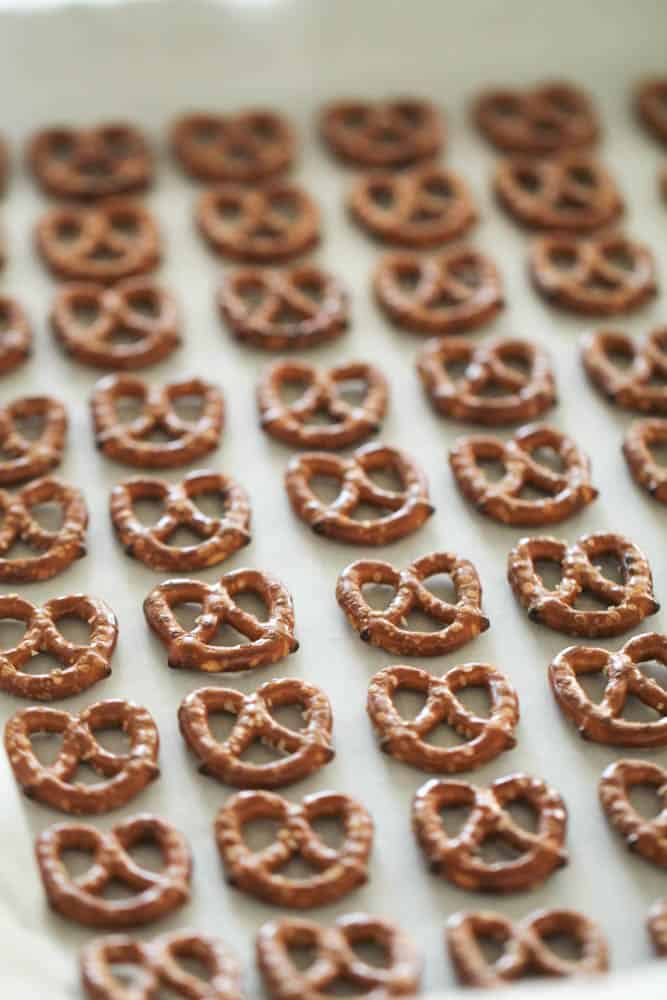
[360,583,397,612]
[504,798,539,833]
[251,223,283,241]
[477,834,525,864]
[113,394,145,422]
[629,782,665,820]
[477,457,506,483]
[572,589,613,612]
[533,558,563,590]
[442,358,471,383]
[309,474,344,505]
[517,481,557,501]
[376,127,402,146]
[106,964,151,992]
[61,846,98,881]
[568,165,596,188]
[270,194,301,222]
[227,144,252,163]
[53,613,93,645]
[274,303,310,327]
[47,133,75,159]
[539,932,585,963]
[234,589,270,622]
[392,687,428,721]
[10,411,47,443]
[489,96,520,118]
[604,245,635,271]
[364,464,404,493]
[647,369,667,390]
[515,169,540,192]
[635,657,667,689]
[101,877,146,901]
[336,378,369,407]
[302,405,340,428]
[576,670,608,704]
[132,497,167,526]
[438,803,474,837]
[69,297,101,326]
[622,694,664,724]
[395,102,426,127]
[27,730,65,766]
[293,276,326,303]
[79,159,112,179]
[422,721,470,749]
[171,393,205,423]
[547,247,578,271]
[0,304,15,330]
[534,118,559,136]
[239,738,284,766]
[348,936,392,969]
[109,213,139,236]
[449,258,483,288]
[167,525,210,548]
[530,446,566,473]
[319,977,375,996]
[499,352,532,378]
[56,219,82,243]
[27,500,65,532]
[0,617,28,648]
[403,608,450,634]
[191,490,227,519]
[276,854,323,880]
[90,725,132,756]
[14,652,67,677]
[279,377,311,405]
[454,685,493,718]
[0,538,43,562]
[125,840,167,875]
[126,292,161,318]
[285,940,320,972]
[267,702,308,732]
[243,817,286,851]
[591,552,624,584]
[586,273,620,293]
[310,815,346,850]
[369,184,395,209]
[477,380,513,399]
[215,199,242,221]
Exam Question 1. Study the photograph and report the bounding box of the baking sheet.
[0,0,666,996]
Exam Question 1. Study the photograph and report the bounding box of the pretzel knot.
[549,633,667,746]
[623,419,667,503]
[91,374,224,468]
[35,198,161,283]
[0,295,31,375]
[81,930,243,1000]
[582,328,667,414]
[599,759,667,865]
[143,569,298,673]
[508,532,659,638]
[215,789,373,908]
[412,773,568,892]
[474,81,598,154]
[178,678,334,788]
[36,813,191,927]
[636,78,667,143]
[417,336,556,425]
[110,470,251,571]
[449,423,598,525]
[320,96,443,168]
[0,396,67,484]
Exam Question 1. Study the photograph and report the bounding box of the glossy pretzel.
[623,419,667,503]
[636,78,667,143]
[474,81,598,154]
[320,96,443,167]
[172,108,294,182]
[599,758,667,865]
[582,328,667,414]
[0,295,31,375]
[0,396,67,484]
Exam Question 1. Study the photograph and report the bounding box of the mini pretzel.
[0,477,88,582]
[636,78,667,143]
[417,336,556,425]
[285,442,433,545]
[449,423,598,525]
[110,470,251,571]
[36,198,161,283]
[143,569,298,673]
[549,633,667,747]
[215,789,373,907]
[599,758,667,865]
[623,419,667,503]
[52,278,180,371]
[446,908,608,987]
[474,81,598,154]
[0,294,31,375]
[336,552,488,655]
[219,265,348,351]
[529,232,657,315]
[91,374,224,468]
[5,699,159,813]
[257,914,421,999]
[582,328,667,414]
[172,108,294,183]
[349,165,477,247]
[649,898,667,956]
[28,123,152,199]
[0,396,67,484]
[81,930,243,1000]
[257,360,388,449]
[178,678,333,787]
[197,181,320,262]
[412,773,568,892]
[36,813,191,927]
[508,532,659,637]
[320,96,443,167]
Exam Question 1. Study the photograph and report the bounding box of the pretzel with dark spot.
[582,328,667,414]
[474,81,598,155]
[172,108,294,183]
[637,78,667,143]
[321,96,443,168]
[0,295,31,375]
[649,899,667,956]
[599,758,667,865]
[0,396,67,484]
[623,419,667,503]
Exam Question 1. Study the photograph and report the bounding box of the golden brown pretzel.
[215,789,373,908]
[449,423,598,525]
[474,81,598,154]
[582,328,667,414]
[178,678,333,788]
[599,758,667,865]
[649,899,667,956]
[413,773,568,892]
[0,294,31,375]
[172,108,294,182]
[0,396,67,484]
[636,78,667,143]
[91,374,224,468]
[143,569,298,673]
[320,96,443,167]
[623,418,667,503]
[336,552,489,655]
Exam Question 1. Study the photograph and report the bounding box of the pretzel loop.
[0,396,67,484]
[599,758,667,865]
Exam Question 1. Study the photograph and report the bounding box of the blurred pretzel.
[172,108,294,182]
[582,328,667,414]
[321,96,443,167]
[0,295,31,375]
[474,81,598,154]
[599,758,667,865]
[649,899,667,956]
[623,419,667,503]
[0,477,87,582]
[0,396,67,484]
[636,78,667,143]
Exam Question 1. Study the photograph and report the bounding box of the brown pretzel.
[36,813,191,928]
[582,328,667,414]
[172,108,294,183]
[257,914,421,999]
[413,773,568,892]
[321,96,443,168]
[474,81,598,154]
[28,124,152,199]
[286,442,433,545]
[529,232,657,315]
[649,899,667,956]
[35,198,161,283]
[52,278,180,371]
[215,789,373,908]
[508,532,659,637]
[91,374,224,468]
[143,569,298,673]
[349,165,476,247]
[81,930,243,1000]
[449,424,598,525]
[549,633,667,747]
[623,419,667,503]
[0,294,31,375]
[0,477,88,582]
[636,78,667,143]
[197,181,320,263]
[257,360,388,449]
[336,552,488,655]
[599,759,667,865]
[417,336,556,425]
[0,396,67,484]
[446,908,608,987]
[5,699,159,813]
[178,678,333,788]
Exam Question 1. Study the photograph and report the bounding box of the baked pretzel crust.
[172,108,294,183]
[0,396,67,484]
[474,81,598,154]
[623,419,667,502]
[321,96,443,167]
[599,758,667,865]
[0,294,32,375]
[582,328,667,414]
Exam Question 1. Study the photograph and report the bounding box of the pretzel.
[110,470,251,571]
[508,532,659,637]
[417,336,556,425]
[35,198,161,282]
[349,165,476,247]
[143,569,298,673]
[52,278,180,371]
[36,813,191,927]
[0,294,31,375]
[623,419,667,503]
[215,789,373,907]
[197,181,320,263]
[446,908,608,987]
[257,360,388,449]
[178,678,333,787]
[91,374,224,468]
[336,552,488,655]
[599,758,667,865]
[474,81,598,154]
[636,78,667,143]
[549,633,667,746]
[285,442,433,545]
[529,232,657,315]
[172,108,294,183]
[412,773,568,892]
[321,96,443,168]
[257,914,421,999]
[0,477,88,582]
[81,930,243,1000]
[582,328,667,414]
[649,898,667,956]
[28,123,152,199]
[0,396,67,484]
[449,424,598,525]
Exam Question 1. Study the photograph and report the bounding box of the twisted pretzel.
[649,898,667,956]
[0,294,31,375]
[636,78,667,143]
[320,96,443,168]
[474,81,598,154]
[623,419,667,503]
[172,108,294,183]
[0,396,67,484]
[599,758,667,865]
[582,328,667,414]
